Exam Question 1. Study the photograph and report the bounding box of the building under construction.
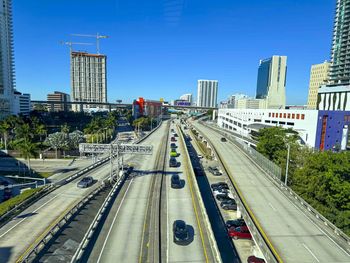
[71,51,107,111]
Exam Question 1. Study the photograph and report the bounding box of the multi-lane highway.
[192,120,350,263]
[86,120,217,263]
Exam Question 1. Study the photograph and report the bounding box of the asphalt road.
[193,121,350,263]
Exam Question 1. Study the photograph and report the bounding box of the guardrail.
[191,125,281,263]
[199,121,350,256]
[71,172,127,262]
[133,120,163,144]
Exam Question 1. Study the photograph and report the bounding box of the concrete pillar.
[80,103,83,112]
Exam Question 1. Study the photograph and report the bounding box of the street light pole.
[285,143,290,186]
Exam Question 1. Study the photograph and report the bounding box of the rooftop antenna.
[70,33,109,54]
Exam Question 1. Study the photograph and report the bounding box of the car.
[170,143,177,148]
[211,182,228,189]
[247,256,266,263]
[226,219,246,229]
[169,157,177,167]
[216,194,234,202]
[212,170,223,176]
[213,188,229,195]
[171,174,182,188]
[212,184,229,191]
[77,176,93,188]
[221,202,237,210]
[171,137,176,142]
[221,137,227,142]
[173,220,190,245]
[228,226,252,239]
[170,149,178,157]
[208,166,219,173]
[174,133,178,137]
[197,154,203,159]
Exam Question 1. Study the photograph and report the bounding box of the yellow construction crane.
[70,33,109,54]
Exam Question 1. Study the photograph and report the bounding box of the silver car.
[77,176,93,188]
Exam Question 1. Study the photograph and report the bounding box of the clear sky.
[13,0,335,104]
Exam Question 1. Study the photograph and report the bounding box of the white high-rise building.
[197,80,218,107]
[0,0,15,119]
[180,93,193,104]
[71,51,107,111]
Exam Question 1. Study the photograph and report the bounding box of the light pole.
[285,143,290,186]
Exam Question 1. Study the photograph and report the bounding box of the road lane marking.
[302,243,320,262]
[268,202,277,211]
[96,178,134,263]
[0,192,61,239]
[166,169,169,263]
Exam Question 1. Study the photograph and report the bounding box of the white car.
[213,188,230,196]
[197,154,203,159]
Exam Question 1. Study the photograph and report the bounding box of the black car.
[221,137,227,142]
[213,170,223,176]
[221,201,237,210]
[173,220,190,245]
[208,166,219,174]
[226,218,246,229]
[171,174,181,188]
[216,194,234,202]
[169,157,177,167]
[211,182,228,189]
[170,143,177,148]
[212,184,229,191]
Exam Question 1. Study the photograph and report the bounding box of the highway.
[193,121,350,263]
[86,120,216,263]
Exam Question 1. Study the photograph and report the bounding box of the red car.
[228,226,252,239]
[171,137,176,142]
[247,256,265,263]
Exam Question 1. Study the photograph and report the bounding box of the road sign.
[79,143,153,155]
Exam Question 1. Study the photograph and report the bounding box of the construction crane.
[61,41,93,53]
[70,33,109,54]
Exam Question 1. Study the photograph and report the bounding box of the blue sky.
[13,0,335,104]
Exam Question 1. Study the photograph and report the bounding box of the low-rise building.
[47,91,71,112]
[13,90,31,116]
[218,108,350,150]
[132,97,162,119]
[235,98,267,109]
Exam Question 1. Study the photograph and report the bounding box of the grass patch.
[0,187,43,217]
[189,130,213,160]
[37,172,54,178]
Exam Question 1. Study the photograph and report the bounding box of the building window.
[301,114,305,120]
[265,120,271,123]
[296,114,300,119]
[292,114,295,119]
[269,113,271,117]
[287,122,294,126]
[283,113,286,118]
[272,113,275,117]
[287,113,291,118]
[279,113,282,118]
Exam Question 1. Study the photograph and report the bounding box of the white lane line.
[166,172,169,263]
[96,178,134,263]
[0,193,61,238]
[268,202,277,211]
[302,243,320,262]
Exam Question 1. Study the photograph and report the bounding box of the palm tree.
[36,124,47,142]
[0,121,11,150]
[15,139,38,175]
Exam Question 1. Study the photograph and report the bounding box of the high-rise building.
[307,62,330,109]
[197,80,218,108]
[47,91,71,112]
[13,91,30,116]
[71,51,107,111]
[227,93,249,108]
[328,0,350,84]
[180,93,193,104]
[0,0,15,119]
[256,56,287,109]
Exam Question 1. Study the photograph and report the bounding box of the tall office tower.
[0,0,15,119]
[256,56,287,109]
[71,51,107,111]
[197,80,218,107]
[180,93,193,104]
[307,62,330,109]
[328,0,350,84]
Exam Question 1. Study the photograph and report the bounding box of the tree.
[68,130,85,149]
[45,132,68,159]
[0,121,11,150]
[14,138,38,174]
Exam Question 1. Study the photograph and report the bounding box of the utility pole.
[285,143,290,186]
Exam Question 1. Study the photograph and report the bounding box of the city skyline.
[12,0,335,104]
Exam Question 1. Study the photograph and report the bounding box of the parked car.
[216,194,234,202]
[77,176,93,188]
[212,170,223,176]
[171,137,176,142]
[169,157,177,167]
[170,149,178,157]
[247,256,266,263]
[226,218,246,229]
[228,226,252,239]
[211,182,228,189]
[211,184,229,191]
[221,137,227,142]
[170,143,177,148]
[208,166,219,174]
[171,174,182,188]
[220,201,237,210]
[213,188,229,195]
[197,154,203,159]
[173,220,190,245]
